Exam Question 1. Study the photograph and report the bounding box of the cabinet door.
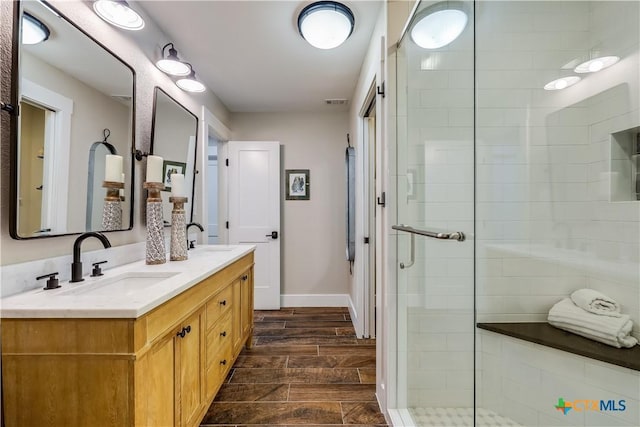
[177,310,203,427]
[232,277,242,355]
[240,269,254,342]
[136,334,176,427]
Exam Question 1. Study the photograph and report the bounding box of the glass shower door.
[394,1,476,424]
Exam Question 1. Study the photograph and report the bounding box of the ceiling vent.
[325,98,349,105]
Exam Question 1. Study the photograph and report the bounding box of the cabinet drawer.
[206,284,233,329]
[206,311,232,364]
[205,340,233,399]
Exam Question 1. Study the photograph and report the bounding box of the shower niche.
[610,127,640,202]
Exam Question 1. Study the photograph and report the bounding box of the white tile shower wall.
[479,330,640,427]
[398,0,475,409]
[475,0,640,340]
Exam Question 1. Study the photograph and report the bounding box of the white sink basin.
[60,271,180,296]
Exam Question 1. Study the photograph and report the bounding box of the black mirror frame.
[7,0,136,240]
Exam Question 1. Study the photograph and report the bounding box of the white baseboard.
[280,294,350,307]
[348,295,362,337]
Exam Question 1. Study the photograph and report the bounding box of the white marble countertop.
[0,245,255,319]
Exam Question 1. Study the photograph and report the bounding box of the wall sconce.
[156,43,191,76]
[544,76,581,91]
[297,1,355,50]
[22,12,50,45]
[574,56,620,73]
[176,65,206,93]
[93,0,145,31]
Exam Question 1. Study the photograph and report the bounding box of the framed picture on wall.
[286,169,310,200]
[162,160,186,192]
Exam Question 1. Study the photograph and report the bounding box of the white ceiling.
[136,1,383,113]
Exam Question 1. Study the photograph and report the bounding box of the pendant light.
[176,65,206,93]
[22,12,50,45]
[410,2,468,49]
[93,0,145,31]
[156,43,190,76]
[298,1,355,50]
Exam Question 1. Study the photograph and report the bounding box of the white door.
[228,141,281,310]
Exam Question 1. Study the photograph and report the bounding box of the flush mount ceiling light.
[93,0,145,31]
[298,1,355,50]
[411,2,468,49]
[574,56,620,73]
[22,12,50,45]
[156,43,190,76]
[544,76,581,91]
[176,66,206,93]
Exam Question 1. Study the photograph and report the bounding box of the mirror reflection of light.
[411,9,468,49]
[93,0,145,31]
[22,13,50,45]
[574,56,619,73]
[544,76,581,91]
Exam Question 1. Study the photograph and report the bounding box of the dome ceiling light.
[410,2,468,49]
[298,1,355,50]
[22,12,50,45]
[156,43,191,76]
[93,0,145,31]
[574,56,620,73]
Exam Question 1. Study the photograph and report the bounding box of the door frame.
[353,79,382,339]
[20,79,73,235]
[199,106,230,245]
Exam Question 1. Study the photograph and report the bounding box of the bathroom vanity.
[1,246,254,427]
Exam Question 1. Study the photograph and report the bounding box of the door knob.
[266,231,278,239]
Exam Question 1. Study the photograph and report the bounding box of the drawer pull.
[220,331,227,337]
[219,300,227,306]
[242,274,248,281]
[220,359,227,366]
[177,325,192,338]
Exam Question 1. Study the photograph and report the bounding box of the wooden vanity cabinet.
[1,252,254,427]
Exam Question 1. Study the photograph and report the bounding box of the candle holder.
[144,182,166,265]
[101,181,124,231]
[169,196,188,261]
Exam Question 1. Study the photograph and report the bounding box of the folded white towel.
[570,288,621,317]
[548,298,637,348]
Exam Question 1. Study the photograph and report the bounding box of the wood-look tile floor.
[201,307,387,426]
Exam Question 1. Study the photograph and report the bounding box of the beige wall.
[230,112,350,296]
[0,0,230,265]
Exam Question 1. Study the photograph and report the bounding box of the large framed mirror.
[9,1,135,239]
[150,87,198,224]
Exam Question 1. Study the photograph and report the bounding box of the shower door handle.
[399,232,415,269]
[392,224,465,242]
[392,224,465,270]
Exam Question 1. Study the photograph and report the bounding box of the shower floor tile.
[408,407,522,427]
